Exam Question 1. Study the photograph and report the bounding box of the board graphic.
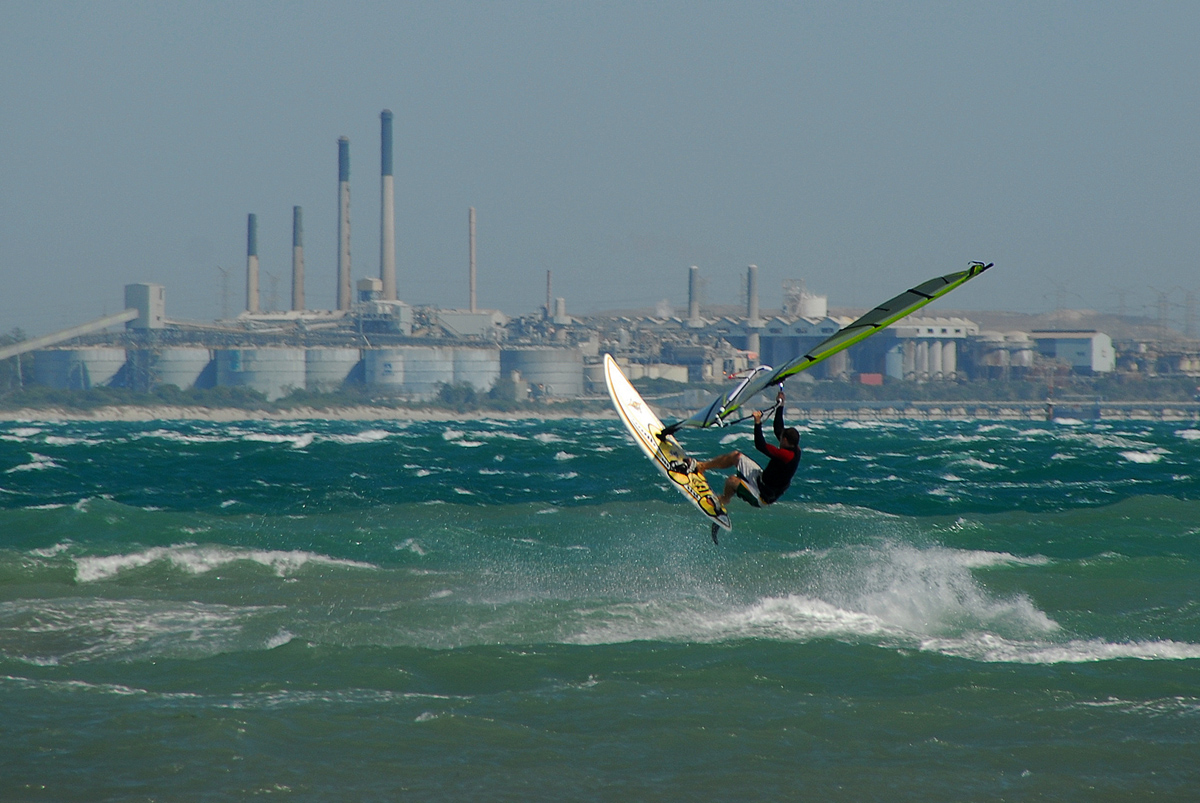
[604,354,731,534]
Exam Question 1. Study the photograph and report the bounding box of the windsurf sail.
[662,261,993,433]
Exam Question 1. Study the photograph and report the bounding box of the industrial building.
[1030,331,1116,374]
[3,111,1195,402]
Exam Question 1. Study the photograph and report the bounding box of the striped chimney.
[246,213,259,313]
[336,136,351,311]
[291,206,305,311]
[380,110,397,301]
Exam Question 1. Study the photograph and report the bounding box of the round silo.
[152,347,214,389]
[500,347,583,397]
[942,341,958,378]
[1006,332,1034,369]
[306,348,362,392]
[33,348,127,390]
[821,349,850,381]
[400,346,455,399]
[884,343,905,379]
[452,347,500,392]
[978,332,1007,367]
[216,348,306,401]
[364,348,406,394]
[582,362,607,392]
[799,293,828,319]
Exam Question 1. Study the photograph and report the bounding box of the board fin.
[711,522,721,545]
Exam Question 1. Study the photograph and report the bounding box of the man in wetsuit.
[691,388,801,509]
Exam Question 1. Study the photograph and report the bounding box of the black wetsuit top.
[753,405,801,504]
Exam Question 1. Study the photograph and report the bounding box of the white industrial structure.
[1031,331,1115,374]
[884,317,980,380]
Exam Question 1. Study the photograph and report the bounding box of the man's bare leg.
[718,474,742,508]
[696,451,740,473]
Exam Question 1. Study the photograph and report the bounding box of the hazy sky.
[2,2,1198,336]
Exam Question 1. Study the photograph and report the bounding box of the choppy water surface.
[2,417,1199,800]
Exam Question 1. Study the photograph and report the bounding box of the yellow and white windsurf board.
[603,354,731,533]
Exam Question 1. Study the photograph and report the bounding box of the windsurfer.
[680,389,801,508]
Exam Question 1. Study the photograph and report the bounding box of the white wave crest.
[135,429,235,445]
[951,457,1003,471]
[265,630,296,650]
[395,538,427,556]
[6,453,61,473]
[8,427,43,438]
[1120,450,1165,464]
[324,429,392,444]
[73,544,374,582]
[569,543,1059,651]
[243,432,315,449]
[920,634,1200,664]
[568,594,891,646]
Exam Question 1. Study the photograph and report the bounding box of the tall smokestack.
[468,207,477,312]
[687,265,700,323]
[379,110,396,301]
[746,264,761,357]
[291,206,305,311]
[246,213,259,313]
[336,136,351,311]
[747,264,759,323]
[545,270,552,319]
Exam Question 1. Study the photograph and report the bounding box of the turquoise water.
[1,417,1198,801]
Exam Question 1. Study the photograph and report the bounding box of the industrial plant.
[2,110,1199,404]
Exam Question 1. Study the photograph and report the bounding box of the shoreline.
[0,400,1198,423]
[0,404,620,423]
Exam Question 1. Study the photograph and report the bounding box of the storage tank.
[104,348,212,392]
[1005,331,1034,368]
[583,362,607,392]
[799,293,827,319]
[33,348,127,390]
[400,346,455,399]
[884,343,905,379]
[306,348,361,392]
[929,340,944,379]
[453,347,500,392]
[942,340,957,378]
[364,348,405,393]
[216,348,306,401]
[500,347,583,397]
[978,331,1009,367]
[156,348,213,389]
[821,349,849,380]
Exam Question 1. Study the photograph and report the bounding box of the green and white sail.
[663,262,993,433]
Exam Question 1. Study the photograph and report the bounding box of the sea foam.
[73,544,374,582]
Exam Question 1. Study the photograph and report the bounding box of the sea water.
[1,417,1198,800]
